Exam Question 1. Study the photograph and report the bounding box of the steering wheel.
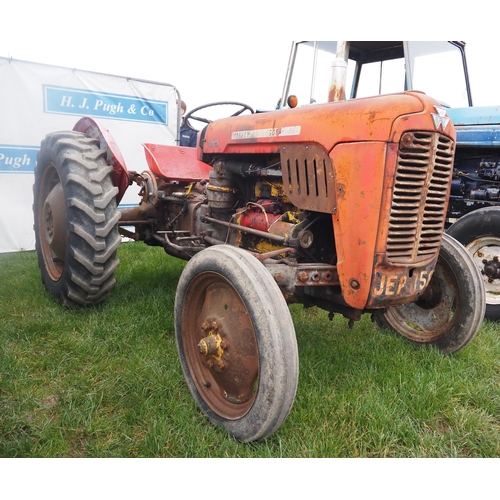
[183,101,254,131]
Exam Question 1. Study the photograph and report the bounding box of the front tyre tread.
[372,233,485,354]
[175,245,299,442]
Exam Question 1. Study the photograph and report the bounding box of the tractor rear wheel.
[372,233,485,354]
[174,245,299,442]
[33,131,121,307]
[447,206,500,321]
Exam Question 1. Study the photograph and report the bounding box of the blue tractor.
[445,104,500,321]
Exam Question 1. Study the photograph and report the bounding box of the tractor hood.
[200,92,442,156]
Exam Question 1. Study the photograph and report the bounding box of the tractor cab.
[279,41,472,109]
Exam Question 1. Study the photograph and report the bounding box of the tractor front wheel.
[372,233,485,354]
[33,131,121,307]
[174,245,299,442]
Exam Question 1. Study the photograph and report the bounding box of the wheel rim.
[37,163,68,281]
[465,236,500,306]
[382,257,458,343]
[180,271,259,420]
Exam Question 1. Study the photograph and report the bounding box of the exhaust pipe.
[328,41,350,102]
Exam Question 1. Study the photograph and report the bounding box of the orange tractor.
[33,41,485,442]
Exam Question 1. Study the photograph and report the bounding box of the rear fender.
[143,143,212,182]
[73,117,129,203]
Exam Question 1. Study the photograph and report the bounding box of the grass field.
[1,241,499,457]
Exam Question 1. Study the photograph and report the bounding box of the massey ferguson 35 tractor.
[33,41,485,442]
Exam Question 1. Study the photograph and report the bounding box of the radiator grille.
[386,132,454,263]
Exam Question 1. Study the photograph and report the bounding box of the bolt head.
[298,271,309,282]
[350,279,360,290]
[198,339,208,355]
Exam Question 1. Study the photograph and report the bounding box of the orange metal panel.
[330,142,387,309]
[201,92,427,156]
[143,143,212,182]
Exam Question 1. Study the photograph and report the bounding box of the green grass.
[1,242,499,457]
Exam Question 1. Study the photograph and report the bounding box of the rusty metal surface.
[280,143,336,214]
[328,141,388,310]
[202,92,428,156]
[37,165,66,281]
[203,215,288,245]
[73,116,129,203]
[255,247,295,262]
[366,254,438,309]
[43,181,68,262]
[118,203,157,224]
[379,249,457,342]
[207,168,237,210]
[265,262,339,289]
[328,41,350,102]
[143,143,212,182]
[181,272,259,419]
[386,132,454,264]
[294,263,339,286]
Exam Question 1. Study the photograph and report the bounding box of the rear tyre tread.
[34,131,120,307]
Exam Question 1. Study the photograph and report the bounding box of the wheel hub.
[482,257,500,281]
[182,277,260,417]
[415,278,442,309]
[198,320,227,370]
[466,237,500,305]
